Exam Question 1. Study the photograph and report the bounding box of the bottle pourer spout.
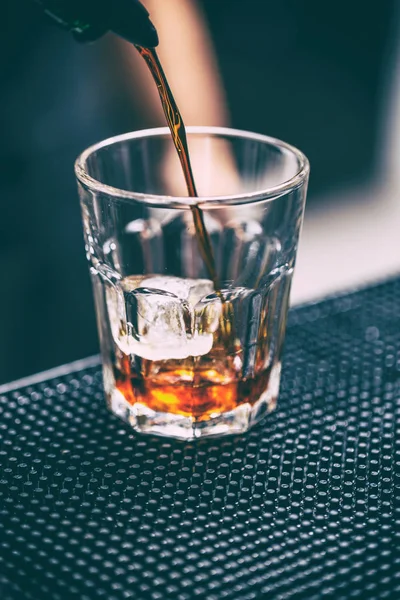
[106,0,159,48]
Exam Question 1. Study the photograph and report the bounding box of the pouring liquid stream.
[136,46,233,344]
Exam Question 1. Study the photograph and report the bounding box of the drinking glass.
[75,127,309,439]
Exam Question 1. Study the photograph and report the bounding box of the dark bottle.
[33,0,158,47]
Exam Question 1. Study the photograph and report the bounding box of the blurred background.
[1,0,400,384]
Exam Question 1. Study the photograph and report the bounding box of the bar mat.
[1,278,399,599]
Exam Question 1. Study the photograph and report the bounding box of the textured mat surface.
[1,278,400,600]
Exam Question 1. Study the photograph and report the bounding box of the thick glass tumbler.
[75,127,309,439]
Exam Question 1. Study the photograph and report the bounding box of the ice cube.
[139,275,214,348]
[122,276,215,361]
[125,287,192,360]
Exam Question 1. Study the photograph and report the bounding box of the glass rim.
[75,126,310,208]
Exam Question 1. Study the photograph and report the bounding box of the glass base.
[108,363,281,441]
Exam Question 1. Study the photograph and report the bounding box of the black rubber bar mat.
[1,278,399,600]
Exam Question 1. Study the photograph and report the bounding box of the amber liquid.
[115,347,276,420]
[112,47,262,419]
